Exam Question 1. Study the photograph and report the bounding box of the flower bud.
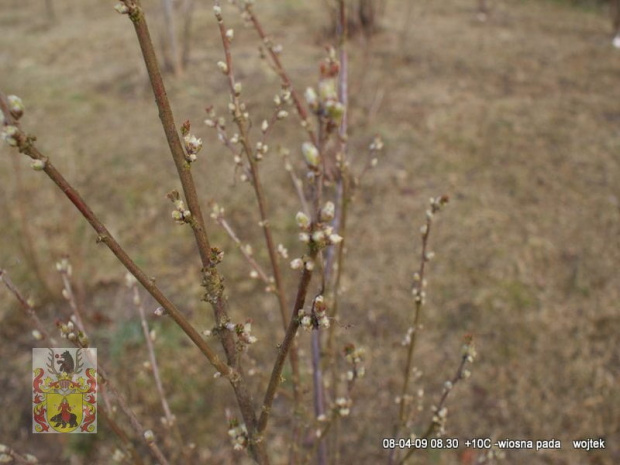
[320,201,335,222]
[328,233,343,244]
[31,160,46,171]
[1,125,19,147]
[7,95,24,120]
[114,3,129,14]
[302,142,319,168]
[305,87,318,111]
[325,100,345,123]
[217,61,228,74]
[319,79,337,101]
[295,211,310,229]
[144,430,155,443]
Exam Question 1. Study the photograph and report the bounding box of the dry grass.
[1,0,619,463]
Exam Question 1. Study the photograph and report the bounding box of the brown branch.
[115,3,267,461]
[257,250,318,433]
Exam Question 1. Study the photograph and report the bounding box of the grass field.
[1,0,619,463]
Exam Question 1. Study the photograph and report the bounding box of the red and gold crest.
[32,348,97,433]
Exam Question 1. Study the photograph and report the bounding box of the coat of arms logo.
[32,348,97,433]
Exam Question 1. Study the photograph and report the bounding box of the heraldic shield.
[32,348,97,433]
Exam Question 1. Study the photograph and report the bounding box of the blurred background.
[1,0,619,463]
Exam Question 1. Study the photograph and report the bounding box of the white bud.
[305,87,318,110]
[320,201,335,222]
[312,230,325,243]
[295,211,310,229]
[277,244,288,258]
[226,29,234,41]
[369,136,384,151]
[302,142,319,168]
[31,159,46,171]
[1,125,19,146]
[7,95,25,120]
[114,3,129,14]
[217,61,228,74]
[319,79,337,100]
[328,233,343,244]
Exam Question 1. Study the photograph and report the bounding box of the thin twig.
[397,337,475,464]
[57,257,87,334]
[212,211,271,285]
[389,195,449,465]
[244,4,318,148]
[0,269,57,345]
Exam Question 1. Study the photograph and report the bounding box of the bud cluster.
[167,191,191,225]
[204,319,257,346]
[304,47,345,125]
[1,124,19,147]
[333,397,352,417]
[298,295,329,331]
[343,343,366,382]
[55,257,73,277]
[411,272,427,305]
[461,334,477,365]
[180,120,203,163]
[56,319,89,347]
[428,195,449,217]
[277,243,288,259]
[234,319,258,345]
[227,419,248,451]
[431,405,448,436]
[368,135,384,168]
[295,205,342,250]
